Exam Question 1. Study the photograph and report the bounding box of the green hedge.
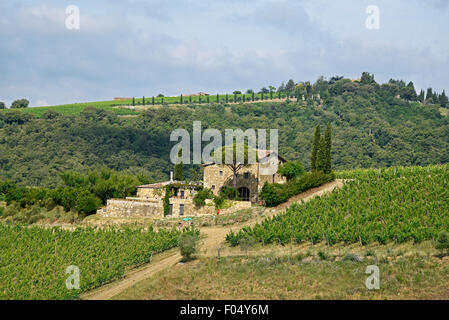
[259,171,336,207]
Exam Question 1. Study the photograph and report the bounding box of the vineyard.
[0,225,197,299]
[227,165,449,246]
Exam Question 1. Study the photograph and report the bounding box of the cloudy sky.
[0,0,448,107]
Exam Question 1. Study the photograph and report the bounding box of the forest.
[0,74,448,188]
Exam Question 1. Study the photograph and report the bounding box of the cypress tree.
[418,90,425,102]
[207,95,210,103]
[174,148,183,181]
[225,94,228,103]
[132,97,135,106]
[270,91,273,100]
[311,125,321,172]
[242,94,245,102]
[152,96,155,105]
[317,136,327,172]
[440,90,448,108]
[143,96,145,105]
[180,94,183,104]
[217,93,219,103]
[252,92,255,101]
[189,96,192,104]
[426,88,433,101]
[323,123,332,174]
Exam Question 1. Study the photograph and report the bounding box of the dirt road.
[83,179,344,300]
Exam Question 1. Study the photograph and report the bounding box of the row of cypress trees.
[310,123,332,174]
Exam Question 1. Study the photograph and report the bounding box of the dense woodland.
[0,74,448,188]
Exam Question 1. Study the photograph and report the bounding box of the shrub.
[178,232,199,262]
[213,195,225,209]
[193,188,214,207]
[260,171,335,207]
[277,161,305,181]
[435,231,449,255]
[318,250,329,260]
[219,186,239,200]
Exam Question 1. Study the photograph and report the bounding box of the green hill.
[0,76,448,187]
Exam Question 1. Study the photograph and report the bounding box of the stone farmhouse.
[98,149,286,218]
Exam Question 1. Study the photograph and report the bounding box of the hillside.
[0,77,448,187]
[226,165,449,246]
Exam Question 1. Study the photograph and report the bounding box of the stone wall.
[99,199,164,218]
[97,198,252,218]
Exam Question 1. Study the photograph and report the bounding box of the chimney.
[170,171,173,182]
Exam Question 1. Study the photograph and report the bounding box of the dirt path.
[83,179,344,300]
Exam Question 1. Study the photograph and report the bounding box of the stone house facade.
[97,150,287,218]
[202,149,287,203]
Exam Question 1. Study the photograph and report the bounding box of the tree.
[323,123,332,174]
[401,82,417,101]
[285,79,296,92]
[260,87,269,94]
[311,125,321,172]
[360,72,375,85]
[269,85,276,93]
[246,89,254,94]
[174,148,183,181]
[10,99,29,109]
[178,232,199,262]
[213,143,257,188]
[277,82,285,92]
[277,161,305,181]
[316,135,327,172]
[0,102,5,109]
[233,91,242,95]
[439,90,448,108]
[417,90,425,102]
[426,88,433,102]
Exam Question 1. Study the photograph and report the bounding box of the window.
[169,204,173,216]
[179,204,184,216]
[211,185,215,190]
[180,190,185,198]
[244,172,249,179]
[219,170,223,176]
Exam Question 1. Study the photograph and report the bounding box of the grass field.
[0,92,295,117]
[114,241,449,300]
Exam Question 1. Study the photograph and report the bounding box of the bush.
[178,232,199,262]
[277,161,305,181]
[219,186,239,200]
[193,188,214,207]
[259,171,335,207]
[435,231,449,255]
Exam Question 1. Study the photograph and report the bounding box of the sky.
[0,0,448,107]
